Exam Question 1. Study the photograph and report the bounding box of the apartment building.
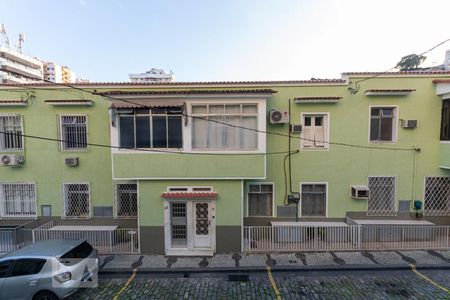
[129,68,175,83]
[0,47,43,84]
[43,62,77,83]
[0,71,449,255]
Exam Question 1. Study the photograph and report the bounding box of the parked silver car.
[0,239,98,300]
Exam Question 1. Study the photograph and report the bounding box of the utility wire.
[349,38,450,90]
[1,131,294,156]
[1,79,418,152]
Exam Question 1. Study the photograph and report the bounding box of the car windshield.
[59,241,93,266]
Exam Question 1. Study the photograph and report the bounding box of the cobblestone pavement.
[69,270,450,299]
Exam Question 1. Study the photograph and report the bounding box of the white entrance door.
[193,201,213,248]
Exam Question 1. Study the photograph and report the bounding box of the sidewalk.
[99,250,450,273]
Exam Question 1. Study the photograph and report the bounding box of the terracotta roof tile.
[101,89,277,96]
[343,70,450,75]
[432,79,450,83]
[294,96,342,100]
[44,99,93,103]
[161,192,218,199]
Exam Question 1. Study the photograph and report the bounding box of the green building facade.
[0,71,449,255]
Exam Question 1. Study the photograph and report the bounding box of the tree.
[396,54,426,71]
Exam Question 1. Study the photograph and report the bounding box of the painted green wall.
[0,90,113,216]
[113,153,264,179]
[138,180,242,226]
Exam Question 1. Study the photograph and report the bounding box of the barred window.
[63,183,90,218]
[115,183,138,218]
[248,183,273,217]
[0,115,23,150]
[301,183,326,217]
[424,177,450,216]
[60,115,88,151]
[0,183,36,218]
[368,176,396,216]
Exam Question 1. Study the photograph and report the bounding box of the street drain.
[228,274,250,282]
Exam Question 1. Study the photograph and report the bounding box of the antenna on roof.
[0,23,10,49]
[15,32,25,53]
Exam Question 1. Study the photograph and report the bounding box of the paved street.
[69,269,450,299]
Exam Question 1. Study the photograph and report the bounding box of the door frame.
[163,199,216,256]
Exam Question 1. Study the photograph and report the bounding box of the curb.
[99,263,450,275]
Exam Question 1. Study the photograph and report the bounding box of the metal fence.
[33,227,139,254]
[243,225,450,253]
[1,223,139,255]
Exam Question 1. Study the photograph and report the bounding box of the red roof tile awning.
[161,192,218,199]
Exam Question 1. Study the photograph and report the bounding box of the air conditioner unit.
[401,119,418,129]
[351,185,369,199]
[0,155,24,167]
[65,157,79,167]
[269,109,289,124]
[290,124,302,133]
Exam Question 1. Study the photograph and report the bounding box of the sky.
[0,0,449,82]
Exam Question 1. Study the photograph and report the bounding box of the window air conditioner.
[401,120,418,129]
[65,157,79,167]
[351,185,369,199]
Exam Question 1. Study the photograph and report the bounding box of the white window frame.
[190,102,260,152]
[368,106,399,144]
[59,114,88,152]
[246,182,275,217]
[0,182,37,219]
[114,181,138,219]
[299,182,328,217]
[300,112,330,150]
[62,183,91,219]
[0,114,24,152]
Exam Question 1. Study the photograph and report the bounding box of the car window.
[10,259,46,277]
[60,241,93,265]
[0,260,12,278]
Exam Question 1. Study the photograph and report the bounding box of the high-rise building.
[43,62,77,83]
[129,68,175,83]
[0,47,43,84]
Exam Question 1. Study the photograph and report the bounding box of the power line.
[1,131,293,156]
[349,38,450,90]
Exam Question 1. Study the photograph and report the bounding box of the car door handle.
[29,280,38,286]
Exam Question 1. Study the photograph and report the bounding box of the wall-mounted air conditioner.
[65,157,79,167]
[0,155,25,167]
[401,120,418,129]
[351,185,369,199]
[290,124,302,133]
[269,109,289,124]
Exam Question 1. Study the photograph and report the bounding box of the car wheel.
[33,291,59,300]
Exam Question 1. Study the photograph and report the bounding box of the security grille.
[170,202,187,246]
[0,115,23,150]
[63,183,90,218]
[0,183,36,218]
[424,177,450,216]
[195,203,209,235]
[60,115,87,151]
[367,177,397,216]
[115,183,138,218]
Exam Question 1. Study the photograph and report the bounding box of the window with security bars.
[248,183,273,217]
[424,177,450,216]
[0,183,36,218]
[115,183,138,218]
[0,115,23,151]
[60,115,88,151]
[63,183,90,218]
[170,202,187,247]
[301,184,326,217]
[367,176,396,216]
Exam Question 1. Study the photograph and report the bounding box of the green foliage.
[396,54,426,71]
